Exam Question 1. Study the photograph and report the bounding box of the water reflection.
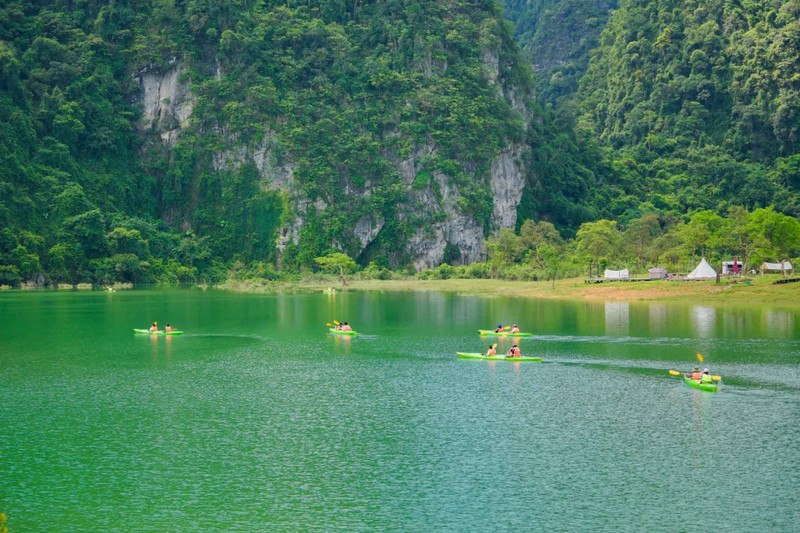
[648,304,667,333]
[690,306,715,337]
[604,302,629,335]
[328,333,352,355]
[764,309,793,337]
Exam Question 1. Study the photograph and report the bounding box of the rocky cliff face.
[136,60,194,145]
[136,47,531,271]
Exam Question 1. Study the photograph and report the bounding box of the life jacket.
[691,371,702,380]
[701,373,713,383]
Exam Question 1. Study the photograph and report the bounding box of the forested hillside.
[0,1,572,285]
[484,0,800,279]
[0,0,798,288]
[575,0,800,217]
[500,0,616,105]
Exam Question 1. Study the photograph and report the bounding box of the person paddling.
[494,324,504,333]
[506,344,521,358]
[510,324,520,334]
[165,324,173,332]
[686,367,702,380]
[486,345,497,356]
[700,368,713,384]
[342,322,352,331]
[148,322,158,333]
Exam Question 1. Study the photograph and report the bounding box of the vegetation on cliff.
[0,0,798,288]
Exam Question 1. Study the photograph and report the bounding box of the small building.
[648,267,668,279]
[721,260,742,275]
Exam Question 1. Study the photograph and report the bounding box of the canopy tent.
[648,267,667,279]
[604,269,629,280]
[687,258,717,280]
[760,261,793,273]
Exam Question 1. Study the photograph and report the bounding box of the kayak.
[133,329,184,335]
[457,352,542,362]
[683,375,719,392]
[478,330,533,337]
[329,328,357,336]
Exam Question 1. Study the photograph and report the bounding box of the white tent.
[604,269,629,280]
[760,261,793,273]
[687,258,717,280]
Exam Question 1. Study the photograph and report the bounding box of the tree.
[538,243,563,289]
[575,219,620,276]
[622,213,661,270]
[487,228,524,279]
[746,207,800,274]
[314,252,357,286]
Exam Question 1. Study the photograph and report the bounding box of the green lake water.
[1,288,798,531]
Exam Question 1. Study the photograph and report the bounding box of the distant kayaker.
[510,324,520,334]
[165,324,173,332]
[148,322,158,333]
[342,322,352,331]
[494,324,504,333]
[700,369,713,384]
[686,367,702,380]
[506,344,521,357]
[486,345,496,356]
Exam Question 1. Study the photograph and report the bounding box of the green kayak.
[478,329,533,337]
[133,329,184,335]
[683,375,718,392]
[457,352,542,362]
[329,328,357,336]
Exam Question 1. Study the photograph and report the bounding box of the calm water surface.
[1,289,798,531]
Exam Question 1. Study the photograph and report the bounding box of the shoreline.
[220,276,800,305]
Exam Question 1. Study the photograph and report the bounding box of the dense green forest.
[0,0,798,287]
[499,0,616,105]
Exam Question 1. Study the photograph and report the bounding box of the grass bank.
[222,275,800,305]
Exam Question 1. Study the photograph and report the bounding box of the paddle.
[696,352,704,363]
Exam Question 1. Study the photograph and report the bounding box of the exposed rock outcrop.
[136,61,194,145]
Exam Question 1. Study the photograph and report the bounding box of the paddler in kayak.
[506,344,521,358]
[148,322,158,333]
[700,369,713,384]
[494,324,504,333]
[486,345,497,356]
[165,324,173,332]
[342,322,352,331]
[685,367,702,380]
[510,324,520,334]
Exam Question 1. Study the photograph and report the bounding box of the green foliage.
[1,0,799,288]
[314,251,358,285]
[500,0,616,105]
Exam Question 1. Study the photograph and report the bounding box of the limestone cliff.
[135,57,531,270]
